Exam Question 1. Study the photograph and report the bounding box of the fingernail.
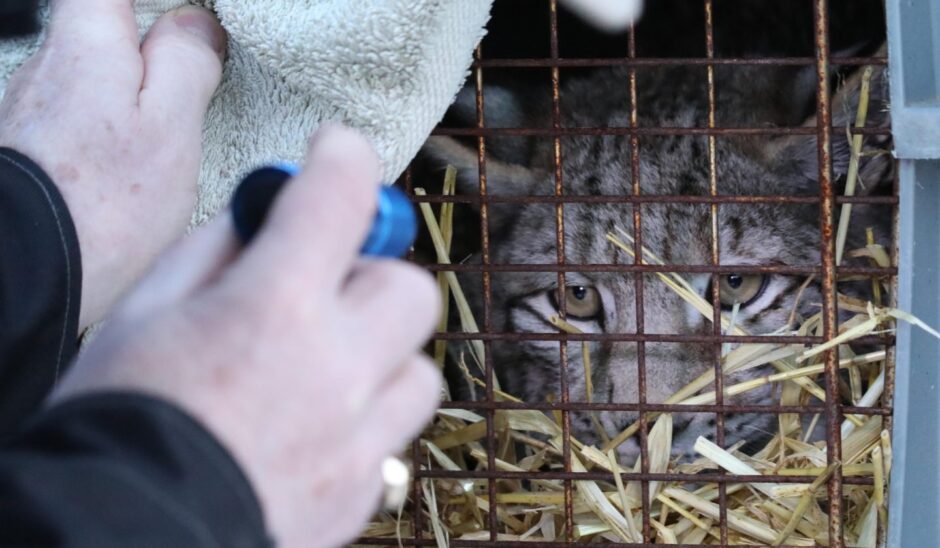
[172,6,228,60]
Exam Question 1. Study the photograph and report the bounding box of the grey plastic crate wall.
[886,0,940,546]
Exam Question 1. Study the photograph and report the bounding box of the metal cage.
[358,0,939,545]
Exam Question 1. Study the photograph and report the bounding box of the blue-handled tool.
[231,164,417,258]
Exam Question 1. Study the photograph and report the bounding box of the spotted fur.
[425,64,891,460]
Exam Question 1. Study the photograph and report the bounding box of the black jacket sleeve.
[0,0,40,36]
[0,147,83,436]
[0,393,272,548]
[0,148,271,546]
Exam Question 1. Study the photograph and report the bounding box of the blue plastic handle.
[231,164,417,259]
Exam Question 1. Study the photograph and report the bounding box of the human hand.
[0,0,227,329]
[53,126,443,548]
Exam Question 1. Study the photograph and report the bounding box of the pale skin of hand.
[0,0,228,330]
[0,1,443,545]
[52,126,444,547]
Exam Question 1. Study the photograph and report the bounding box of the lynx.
[424,63,891,460]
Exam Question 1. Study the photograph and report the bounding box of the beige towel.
[0,0,492,224]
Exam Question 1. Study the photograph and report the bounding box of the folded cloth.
[0,0,492,224]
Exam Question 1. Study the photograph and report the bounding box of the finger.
[343,260,441,360]
[234,125,382,292]
[117,215,239,320]
[43,0,144,94]
[331,356,440,543]
[139,6,227,130]
[48,0,139,51]
[352,355,442,459]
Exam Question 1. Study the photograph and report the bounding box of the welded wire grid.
[367,0,896,546]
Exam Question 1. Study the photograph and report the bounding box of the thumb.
[138,6,227,129]
[117,215,239,320]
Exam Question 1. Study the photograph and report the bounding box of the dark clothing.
[0,148,270,546]
[0,148,82,436]
[0,394,270,547]
[0,0,40,36]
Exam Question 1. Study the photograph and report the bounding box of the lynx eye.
[716,274,767,308]
[551,285,602,320]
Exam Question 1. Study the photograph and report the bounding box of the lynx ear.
[422,136,546,199]
[770,64,893,194]
[446,83,552,165]
[450,85,529,129]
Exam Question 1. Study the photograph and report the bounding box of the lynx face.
[426,65,891,460]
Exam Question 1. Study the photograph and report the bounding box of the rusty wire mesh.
[363,0,897,546]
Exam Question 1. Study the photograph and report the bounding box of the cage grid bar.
[878,151,901,545]
[811,0,845,545]
[413,469,878,486]
[469,42,501,544]
[472,56,886,69]
[433,400,891,416]
[883,168,901,433]
[411,194,897,205]
[433,126,890,137]
[702,1,729,543]
[626,19,653,545]
[363,539,815,548]
[547,0,576,541]
[418,263,896,275]
[430,331,893,346]
[399,166,426,548]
